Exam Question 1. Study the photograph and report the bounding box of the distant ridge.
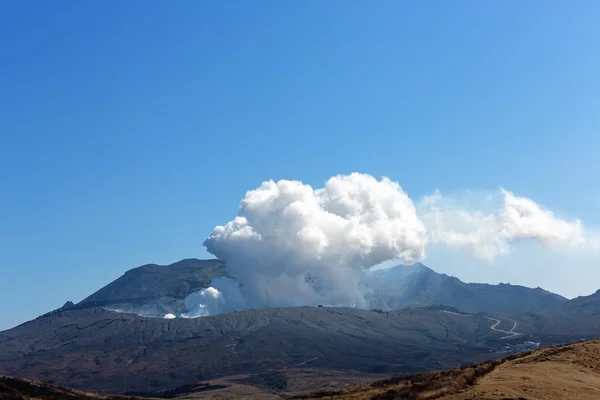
[362,262,567,314]
[31,258,568,321]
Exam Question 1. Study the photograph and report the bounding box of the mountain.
[77,259,228,317]
[361,263,567,314]
[530,290,600,337]
[557,289,600,316]
[78,258,567,318]
[0,305,531,395]
[0,258,591,397]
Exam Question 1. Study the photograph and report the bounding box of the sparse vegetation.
[294,346,580,399]
[297,339,600,399]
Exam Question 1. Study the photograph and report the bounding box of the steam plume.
[202,173,427,310]
[183,173,599,315]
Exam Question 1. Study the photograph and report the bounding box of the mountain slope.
[362,263,567,314]
[78,259,228,317]
[79,258,567,318]
[558,289,600,315]
[0,305,520,394]
[532,290,600,337]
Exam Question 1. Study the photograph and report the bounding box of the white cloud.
[191,173,600,316]
[420,188,590,261]
[203,173,428,311]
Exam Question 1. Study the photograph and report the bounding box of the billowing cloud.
[420,188,588,261]
[202,173,428,310]
[177,173,600,318]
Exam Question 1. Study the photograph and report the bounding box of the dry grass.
[294,348,546,399]
[297,339,600,400]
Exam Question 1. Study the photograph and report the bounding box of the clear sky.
[1,1,600,330]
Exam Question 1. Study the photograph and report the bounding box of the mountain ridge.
[362,262,567,314]
[73,258,568,319]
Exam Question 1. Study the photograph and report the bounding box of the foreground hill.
[0,375,149,400]
[301,339,600,400]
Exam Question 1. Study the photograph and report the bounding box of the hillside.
[521,290,600,338]
[0,305,527,395]
[300,339,600,399]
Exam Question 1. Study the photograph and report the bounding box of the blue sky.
[1,1,600,330]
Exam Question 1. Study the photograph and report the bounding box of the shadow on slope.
[0,375,151,400]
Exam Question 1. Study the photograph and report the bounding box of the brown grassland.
[297,339,600,400]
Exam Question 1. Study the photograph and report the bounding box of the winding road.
[484,316,520,339]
